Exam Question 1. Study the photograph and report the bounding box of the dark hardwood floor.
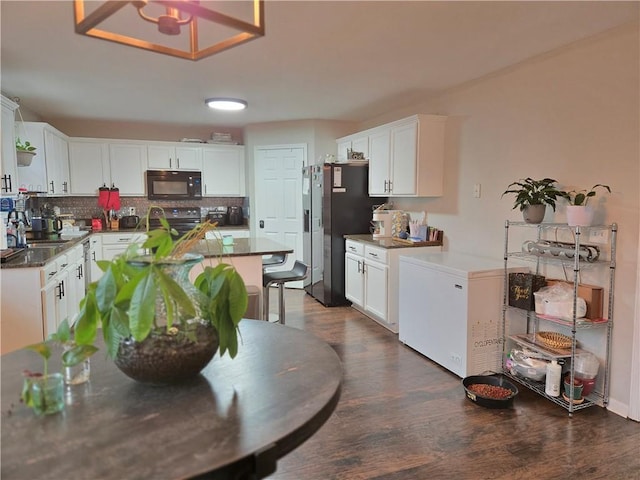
[264,289,640,480]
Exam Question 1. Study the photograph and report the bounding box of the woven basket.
[536,331,573,349]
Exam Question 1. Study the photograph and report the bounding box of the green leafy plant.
[73,209,248,360]
[561,184,611,206]
[21,319,97,410]
[502,177,565,212]
[15,137,36,152]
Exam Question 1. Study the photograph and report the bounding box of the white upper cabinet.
[19,122,70,195]
[339,114,446,197]
[202,145,245,196]
[147,143,203,171]
[337,134,369,162]
[108,143,147,196]
[1,95,19,194]
[69,140,110,195]
[368,128,391,196]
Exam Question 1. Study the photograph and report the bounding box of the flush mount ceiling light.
[205,98,248,111]
[74,0,265,61]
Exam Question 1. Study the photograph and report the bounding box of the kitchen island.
[0,234,292,353]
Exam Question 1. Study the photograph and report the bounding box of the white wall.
[372,23,639,416]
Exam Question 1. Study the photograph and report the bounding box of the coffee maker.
[227,206,244,226]
[370,210,399,239]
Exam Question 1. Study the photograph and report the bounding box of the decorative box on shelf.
[508,272,546,311]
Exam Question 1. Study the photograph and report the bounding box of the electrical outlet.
[588,229,609,245]
[128,207,136,216]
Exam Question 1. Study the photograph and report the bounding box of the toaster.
[119,215,140,229]
[206,211,227,226]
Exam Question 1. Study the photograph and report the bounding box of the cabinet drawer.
[346,240,364,256]
[364,245,387,264]
[40,255,65,284]
[100,233,147,245]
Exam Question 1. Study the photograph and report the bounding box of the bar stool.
[263,261,308,324]
[262,253,288,272]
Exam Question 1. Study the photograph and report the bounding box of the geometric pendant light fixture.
[73,0,265,61]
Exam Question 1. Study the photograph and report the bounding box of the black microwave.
[146,170,202,200]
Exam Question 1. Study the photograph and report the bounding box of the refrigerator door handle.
[303,209,310,232]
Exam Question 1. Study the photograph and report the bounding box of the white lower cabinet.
[41,244,86,337]
[101,232,147,261]
[89,234,103,283]
[345,239,441,333]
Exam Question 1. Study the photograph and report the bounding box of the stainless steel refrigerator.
[303,163,382,306]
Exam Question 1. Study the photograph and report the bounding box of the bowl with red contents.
[462,374,519,409]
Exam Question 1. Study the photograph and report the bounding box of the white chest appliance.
[398,252,526,378]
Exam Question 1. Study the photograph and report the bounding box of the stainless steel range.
[147,207,201,236]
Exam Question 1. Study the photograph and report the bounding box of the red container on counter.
[92,218,103,231]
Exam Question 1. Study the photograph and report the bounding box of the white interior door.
[254,146,305,287]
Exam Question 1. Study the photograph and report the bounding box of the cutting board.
[1,248,24,263]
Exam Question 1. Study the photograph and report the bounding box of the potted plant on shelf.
[15,137,36,167]
[73,211,248,385]
[560,184,611,227]
[501,177,565,224]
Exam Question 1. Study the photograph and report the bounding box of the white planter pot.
[566,205,594,227]
[16,150,35,167]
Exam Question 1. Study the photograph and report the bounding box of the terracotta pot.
[522,204,546,224]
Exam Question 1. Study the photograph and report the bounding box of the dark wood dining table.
[1,320,342,480]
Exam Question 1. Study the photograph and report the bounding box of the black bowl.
[462,374,519,409]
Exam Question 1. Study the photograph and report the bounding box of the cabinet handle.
[60,263,68,269]
[2,174,11,192]
[49,271,57,278]
[388,180,393,193]
[49,181,55,194]
[57,280,65,299]
[63,181,68,193]
[383,180,388,193]
[368,252,378,258]
[169,158,173,168]
[357,260,361,273]
[77,264,83,280]
[454,284,463,290]
[92,251,96,261]
[176,158,180,169]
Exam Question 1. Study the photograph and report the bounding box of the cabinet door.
[44,128,70,195]
[336,139,351,163]
[345,253,364,307]
[1,99,18,194]
[368,129,391,196]
[351,135,369,159]
[202,146,245,196]
[69,141,110,195]
[175,146,202,170]
[364,260,388,320]
[89,235,103,283]
[41,271,68,338]
[147,144,173,169]
[390,121,418,196]
[108,143,147,195]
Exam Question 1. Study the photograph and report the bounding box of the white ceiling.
[1,1,638,129]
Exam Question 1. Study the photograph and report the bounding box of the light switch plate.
[128,207,136,216]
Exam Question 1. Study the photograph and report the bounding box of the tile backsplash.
[30,196,245,223]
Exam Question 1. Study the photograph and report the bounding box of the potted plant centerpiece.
[560,184,611,227]
[15,137,36,166]
[502,177,565,224]
[73,212,248,385]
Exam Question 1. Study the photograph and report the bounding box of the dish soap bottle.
[545,359,561,397]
